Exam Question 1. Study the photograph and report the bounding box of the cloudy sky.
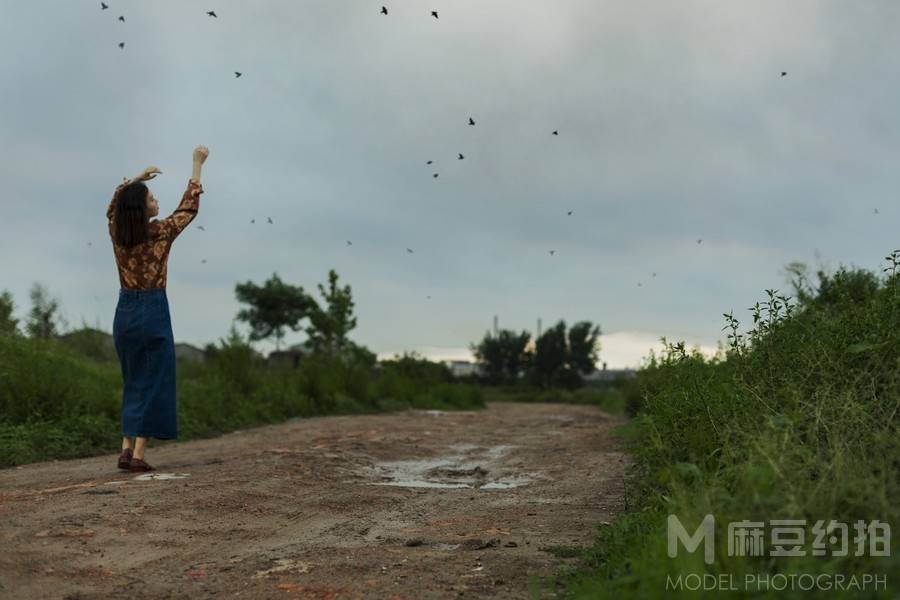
[1,1,897,368]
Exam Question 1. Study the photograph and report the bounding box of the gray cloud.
[1,0,897,367]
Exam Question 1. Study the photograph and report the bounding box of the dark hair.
[114,182,150,248]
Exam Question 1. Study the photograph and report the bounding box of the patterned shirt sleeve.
[157,179,204,240]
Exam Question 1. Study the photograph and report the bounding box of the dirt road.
[0,402,630,599]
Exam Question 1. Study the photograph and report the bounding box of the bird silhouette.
[118,15,124,22]
[201,259,207,264]
[781,71,787,77]
[250,219,255,224]
[406,248,414,253]
[697,239,702,244]
[101,2,108,9]
[431,10,438,18]
[87,241,93,247]
[874,208,879,214]
[549,250,555,256]
[267,217,273,224]
[652,272,657,277]
[637,282,643,287]
[468,117,475,126]
[567,210,573,216]
[426,160,433,164]
[381,6,388,15]
[458,153,464,160]
[234,71,242,78]
[426,295,431,299]
[118,42,124,49]
[207,11,217,18]
[433,173,439,178]
[346,240,352,246]
[552,130,559,135]
[197,225,205,231]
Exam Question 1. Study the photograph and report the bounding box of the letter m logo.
[668,514,715,564]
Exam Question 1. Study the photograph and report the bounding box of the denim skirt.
[112,287,178,440]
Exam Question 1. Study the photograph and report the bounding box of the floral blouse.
[107,178,204,290]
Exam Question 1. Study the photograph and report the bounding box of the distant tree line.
[469,320,601,389]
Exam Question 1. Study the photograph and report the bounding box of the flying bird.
[197,225,205,231]
[552,130,559,135]
[207,11,217,18]
[118,42,124,49]
[431,10,438,18]
[201,259,207,264]
[381,6,388,15]
[458,153,464,160]
[781,71,787,77]
[118,16,125,22]
[549,250,555,256]
[101,2,108,9]
[567,210,573,216]
[267,217,273,224]
[433,173,439,178]
[426,295,431,299]
[468,117,475,126]
[696,239,702,244]
[234,71,242,78]
[87,241,93,247]
[874,208,879,214]
[406,248,414,254]
[637,282,643,287]
[346,240,352,246]
[250,219,255,224]
[426,160,433,164]
[652,272,657,277]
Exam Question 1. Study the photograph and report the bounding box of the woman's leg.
[121,436,135,451]
[133,436,149,460]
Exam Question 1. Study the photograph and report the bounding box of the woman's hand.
[193,145,209,164]
[135,166,162,182]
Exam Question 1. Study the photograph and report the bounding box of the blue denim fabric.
[112,287,178,439]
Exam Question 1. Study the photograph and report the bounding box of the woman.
[107,145,209,472]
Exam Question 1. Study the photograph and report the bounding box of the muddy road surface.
[0,402,631,599]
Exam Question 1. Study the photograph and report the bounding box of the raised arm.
[157,179,204,240]
[158,146,208,240]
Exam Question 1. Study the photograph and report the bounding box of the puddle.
[132,472,191,481]
[361,445,534,490]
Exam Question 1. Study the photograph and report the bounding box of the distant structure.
[443,360,484,378]
[267,340,314,368]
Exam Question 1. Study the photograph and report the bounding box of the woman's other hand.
[136,166,162,182]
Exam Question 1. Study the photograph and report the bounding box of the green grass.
[541,258,900,599]
[0,336,485,467]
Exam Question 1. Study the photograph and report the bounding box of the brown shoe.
[129,457,155,473]
[117,448,133,470]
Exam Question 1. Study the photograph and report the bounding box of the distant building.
[443,360,484,378]
[267,340,314,368]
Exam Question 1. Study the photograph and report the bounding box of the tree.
[530,319,601,388]
[568,320,601,374]
[234,273,314,350]
[304,269,358,357]
[25,283,66,339]
[470,329,532,384]
[0,290,20,337]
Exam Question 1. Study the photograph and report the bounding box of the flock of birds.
[96,3,883,293]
